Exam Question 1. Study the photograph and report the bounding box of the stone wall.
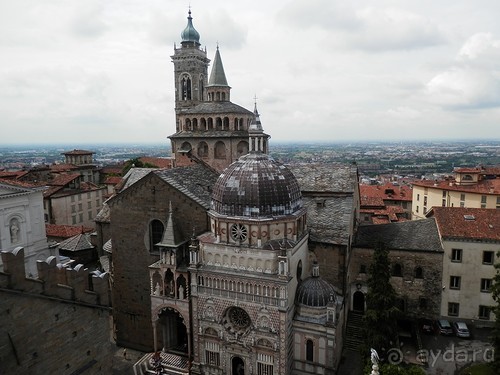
[349,247,443,319]
[109,173,209,351]
[0,247,113,374]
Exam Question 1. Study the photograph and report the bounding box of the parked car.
[420,319,435,334]
[453,321,471,338]
[436,319,453,335]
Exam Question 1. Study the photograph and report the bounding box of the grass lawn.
[459,363,495,375]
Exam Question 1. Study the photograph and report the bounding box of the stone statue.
[178,284,184,299]
[10,219,20,243]
[154,282,161,296]
[370,348,379,365]
[370,348,380,375]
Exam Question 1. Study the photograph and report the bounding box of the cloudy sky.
[1,0,500,145]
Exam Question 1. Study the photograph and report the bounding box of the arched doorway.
[353,291,365,313]
[157,308,188,354]
[232,356,245,375]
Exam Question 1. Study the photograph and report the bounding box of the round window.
[231,224,247,242]
[228,307,251,329]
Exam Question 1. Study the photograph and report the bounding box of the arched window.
[180,142,192,152]
[200,118,207,131]
[150,219,164,254]
[181,75,191,100]
[216,117,222,130]
[462,174,473,181]
[207,118,213,130]
[392,263,402,277]
[185,118,191,131]
[214,141,226,159]
[415,267,423,279]
[223,117,230,130]
[192,118,198,130]
[236,141,248,157]
[197,142,209,158]
[306,339,314,362]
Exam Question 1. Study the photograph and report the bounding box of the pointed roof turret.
[249,100,263,132]
[156,202,185,248]
[207,46,229,87]
[181,9,200,46]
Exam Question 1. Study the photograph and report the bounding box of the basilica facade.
[109,11,348,375]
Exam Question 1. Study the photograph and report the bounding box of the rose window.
[230,224,247,242]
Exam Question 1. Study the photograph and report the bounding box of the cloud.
[426,33,500,109]
[279,1,445,51]
[69,2,108,38]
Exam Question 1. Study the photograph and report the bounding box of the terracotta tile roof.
[454,167,482,173]
[105,176,122,185]
[139,157,173,169]
[46,224,94,239]
[0,178,43,189]
[47,173,79,186]
[50,163,79,172]
[360,196,385,207]
[101,166,124,175]
[412,178,500,195]
[360,183,412,203]
[0,170,27,179]
[430,207,500,241]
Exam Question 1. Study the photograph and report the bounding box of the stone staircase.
[344,311,364,351]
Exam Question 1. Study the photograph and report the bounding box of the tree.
[363,241,401,357]
[121,158,158,175]
[491,250,500,371]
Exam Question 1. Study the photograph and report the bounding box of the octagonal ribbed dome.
[210,153,302,218]
[296,275,337,307]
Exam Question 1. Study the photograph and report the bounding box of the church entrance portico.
[154,307,189,356]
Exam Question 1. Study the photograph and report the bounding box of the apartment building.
[412,166,500,219]
[429,207,500,325]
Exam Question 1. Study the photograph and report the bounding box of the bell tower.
[171,10,210,113]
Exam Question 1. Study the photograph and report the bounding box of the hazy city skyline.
[1,0,500,145]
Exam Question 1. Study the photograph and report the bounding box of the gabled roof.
[109,164,219,210]
[95,202,110,223]
[354,218,443,252]
[0,179,44,198]
[429,207,500,242]
[154,164,219,209]
[47,173,79,186]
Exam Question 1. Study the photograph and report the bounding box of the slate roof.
[48,173,79,186]
[430,207,500,242]
[58,233,94,252]
[176,101,253,116]
[95,202,110,223]
[288,164,358,245]
[289,164,358,192]
[116,168,157,192]
[154,164,219,209]
[303,195,353,245]
[354,218,443,252]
